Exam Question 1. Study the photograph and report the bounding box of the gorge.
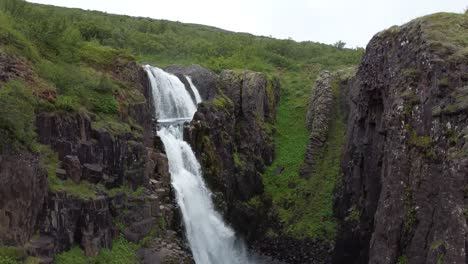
[0,1,467,264]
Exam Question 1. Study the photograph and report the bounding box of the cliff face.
[334,13,468,264]
[0,152,47,246]
[0,55,193,263]
[168,65,280,240]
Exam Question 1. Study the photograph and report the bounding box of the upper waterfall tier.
[144,65,199,120]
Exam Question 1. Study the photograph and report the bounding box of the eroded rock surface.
[334,13,468,264]
[301,71,334,177]
[0,152,47,245]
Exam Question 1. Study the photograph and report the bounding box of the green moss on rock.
[212,95,234,112]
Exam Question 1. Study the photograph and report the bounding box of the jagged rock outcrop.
[38,193,114,256]
[0,52,35,84]
[36,112,149,189]
[180,66,280,240]
[334,13,468,264]
[301,71,334,177]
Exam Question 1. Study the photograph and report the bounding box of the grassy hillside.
[0,0,363,242]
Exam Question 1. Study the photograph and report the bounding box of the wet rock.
[165,64,219,100]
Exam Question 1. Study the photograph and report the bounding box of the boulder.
[63,155,81,183]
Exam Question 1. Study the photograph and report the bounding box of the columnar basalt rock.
[334,13,468,264]
[301,71,334,178]
[36,112,149,189]
[39,193,114,256]
[0,152,47,246]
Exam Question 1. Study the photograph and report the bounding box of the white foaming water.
[145,66,254,264]
[186,76,202,105]
[144,65,197,120]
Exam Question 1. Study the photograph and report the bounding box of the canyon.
[0,1,467,264]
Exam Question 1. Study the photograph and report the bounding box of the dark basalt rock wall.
[334,15,468,264]
[36,112,149,189]
[0,152,47,246]
[177,66,280,240]
[38,193,114,256]
[0,58,193,263]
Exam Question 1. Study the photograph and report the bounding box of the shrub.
[55,95,79,112]
[0,256,18,264]
[0,246,26,264]
[91,95,119,114]
[0,81,37,152]
[55,247,88,264]
[94,236,139,264]
[95,75,119,94]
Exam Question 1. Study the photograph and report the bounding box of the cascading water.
[144,65,255,264]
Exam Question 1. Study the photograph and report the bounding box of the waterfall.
[144,65,255,264]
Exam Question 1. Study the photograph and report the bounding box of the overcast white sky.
[27,0,466,48]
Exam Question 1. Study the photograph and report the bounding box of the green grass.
[93,237,139,264]
[38,142,146,200]
[263,72,313,204]
[0,81,37,152]
[212,95,234,111]
[397,255,409,264]
[49,173,147,200]
[36,61,120,115]
[55,247,88,264]
[418,12,468,64]
[55,237,139,264]
[263,72,346,241]
[0,247,25,264]
[0,0,363,244]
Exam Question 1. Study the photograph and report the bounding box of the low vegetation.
[418,12,468,64]
[0,0,362,248]
[55,237,139,264]
[263,72,348,241]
